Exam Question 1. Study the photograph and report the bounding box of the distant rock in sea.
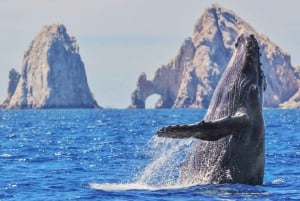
[2,23,100,109]
[2,68,21,108]
[130,4,300,109]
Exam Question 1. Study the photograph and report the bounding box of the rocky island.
[130,4,300,109]
[2,23,99,109]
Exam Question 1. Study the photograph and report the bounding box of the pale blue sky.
[0,0,299,108]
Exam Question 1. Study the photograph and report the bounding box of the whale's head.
[232,34,266,106]
[207,34,266,118]
[235,34,266,101]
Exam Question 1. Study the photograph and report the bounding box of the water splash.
[135,136,194,187]
[91,134,233,191]
[90,136,196,191]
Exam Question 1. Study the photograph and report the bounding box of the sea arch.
[145,94,162,109]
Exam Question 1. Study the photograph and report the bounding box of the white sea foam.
[271,178,285,184]
[0,153,12,158]
[89,182,155,191]
[89,182,196,191]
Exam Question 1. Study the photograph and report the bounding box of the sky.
[0,0,299,108]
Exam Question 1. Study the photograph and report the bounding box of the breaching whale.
[156,34,266,185]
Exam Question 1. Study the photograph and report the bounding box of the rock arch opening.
[145,94,162,109]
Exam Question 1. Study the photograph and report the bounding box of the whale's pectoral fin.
[155,113,250,141]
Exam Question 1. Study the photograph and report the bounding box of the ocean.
[0,109,299,200]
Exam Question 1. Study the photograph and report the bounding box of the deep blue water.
[0,109,299,200]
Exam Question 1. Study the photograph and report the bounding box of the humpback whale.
[156,34,266,185]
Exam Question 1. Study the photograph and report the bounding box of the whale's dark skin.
[156,34,266,185]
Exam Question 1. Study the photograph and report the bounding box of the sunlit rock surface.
[130,4,300,109]
[2,23,99,109]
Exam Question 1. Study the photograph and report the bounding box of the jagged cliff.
[130,4,300,109]
[2,23,99,109]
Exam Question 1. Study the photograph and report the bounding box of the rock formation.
[130,4,300,109]
[2,68,21,108]
[280,89,300,109]
[2,23,99,109]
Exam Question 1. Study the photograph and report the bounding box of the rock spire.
[2,23,99,109]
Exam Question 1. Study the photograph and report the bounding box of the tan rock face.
[130,4,300,109]
[2,23,99,109]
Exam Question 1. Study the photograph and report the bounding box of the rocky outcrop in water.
[2,69,21,108]
[280,89,300,109]
[2,23,99,109]
[130,4,300,108]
